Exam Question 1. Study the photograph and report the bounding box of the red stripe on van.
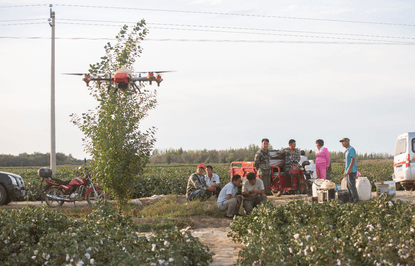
[394,161,405,167]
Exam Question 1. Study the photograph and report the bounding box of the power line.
[4,17,415,42]
[0,4,48,8]
[53,22,414,44]
[0,18,46,22]
[2,17,414,44]
[53,4,415,27]
[1,3,413,28]
[0,22,46,26]
[1,36,414,45]
[57,19,415,41]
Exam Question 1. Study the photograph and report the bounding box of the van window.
[395,138,407,156]
[412,138,415,153]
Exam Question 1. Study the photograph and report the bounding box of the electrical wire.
[0,18,46,22]
[0,4,48,8]
[1,6,413,45]
[1,3,413,28]
[0,22,46,26]
[53,21,415,44]
[53,4,415,27]
[57,19,415,41]
[0,36,414,45]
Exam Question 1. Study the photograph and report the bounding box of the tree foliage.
[150,146,392,164]
[71,20,157,212]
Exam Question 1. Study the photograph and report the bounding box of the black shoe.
[224,214,233,219]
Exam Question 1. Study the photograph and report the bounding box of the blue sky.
[1,0,414,159]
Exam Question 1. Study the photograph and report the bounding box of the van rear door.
[394,133,415,182]
[394,134,408,180]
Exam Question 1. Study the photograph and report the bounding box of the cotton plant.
[230,194,415,265]
[0,204,213,265]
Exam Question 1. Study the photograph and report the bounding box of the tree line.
[0,148,393,167]
[0,153,84,167]
[150,146,393,164]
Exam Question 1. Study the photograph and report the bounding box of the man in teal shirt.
[340,138,359,203]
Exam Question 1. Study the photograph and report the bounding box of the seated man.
[217,174,242,219]
[204,165,221,197]
[242,172,267,214]
[186,164,216,201]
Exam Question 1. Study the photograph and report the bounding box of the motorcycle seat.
[50,178,71,186]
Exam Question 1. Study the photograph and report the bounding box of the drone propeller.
[154,71,175,74]
[135,70,175,74]
[62,73,87,76]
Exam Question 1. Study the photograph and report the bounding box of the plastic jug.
[356,177,371,201]
[341,177,347,190]
[312,179,325,198]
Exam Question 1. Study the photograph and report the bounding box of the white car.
[393,132,415,190]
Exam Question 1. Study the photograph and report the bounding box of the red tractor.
[230,150,312,197]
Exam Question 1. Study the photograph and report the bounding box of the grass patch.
[136,217,193,232]
[57,205,93,218]
[138,195,224,218]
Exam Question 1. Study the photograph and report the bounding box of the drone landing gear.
[131,82,141,93]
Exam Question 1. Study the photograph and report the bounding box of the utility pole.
[49,5,56,173]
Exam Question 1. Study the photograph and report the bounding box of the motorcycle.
[38,166,105,207]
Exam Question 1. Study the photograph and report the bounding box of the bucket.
[312,179,325,198]
[356,177,372,201]
[374,182,389,196]
[384,181,396,196]
[375,181,396,197]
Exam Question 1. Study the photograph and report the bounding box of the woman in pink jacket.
[315,139,330,180]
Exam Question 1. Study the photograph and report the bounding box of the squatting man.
[186,164,221,201]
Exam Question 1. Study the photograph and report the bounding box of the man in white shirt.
[242,172,267,214]
[204,165,221,197]
[299,150,309,166]
[217,174,242,219]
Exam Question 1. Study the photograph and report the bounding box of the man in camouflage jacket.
[186,164,215,201]
[254,138,271,194]
[284,139,301,186]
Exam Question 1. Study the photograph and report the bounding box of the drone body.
[64,66,172,93]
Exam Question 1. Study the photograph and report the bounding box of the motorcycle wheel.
[87,188,105,205]
[45,187,65,207]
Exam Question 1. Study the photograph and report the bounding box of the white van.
[393,132,415,190]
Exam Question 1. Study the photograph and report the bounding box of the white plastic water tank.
[312,179,325,198]
[356,177,371,201]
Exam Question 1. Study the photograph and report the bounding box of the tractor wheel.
[272,190,282,197]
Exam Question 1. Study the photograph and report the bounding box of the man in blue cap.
[340,138,359,203]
